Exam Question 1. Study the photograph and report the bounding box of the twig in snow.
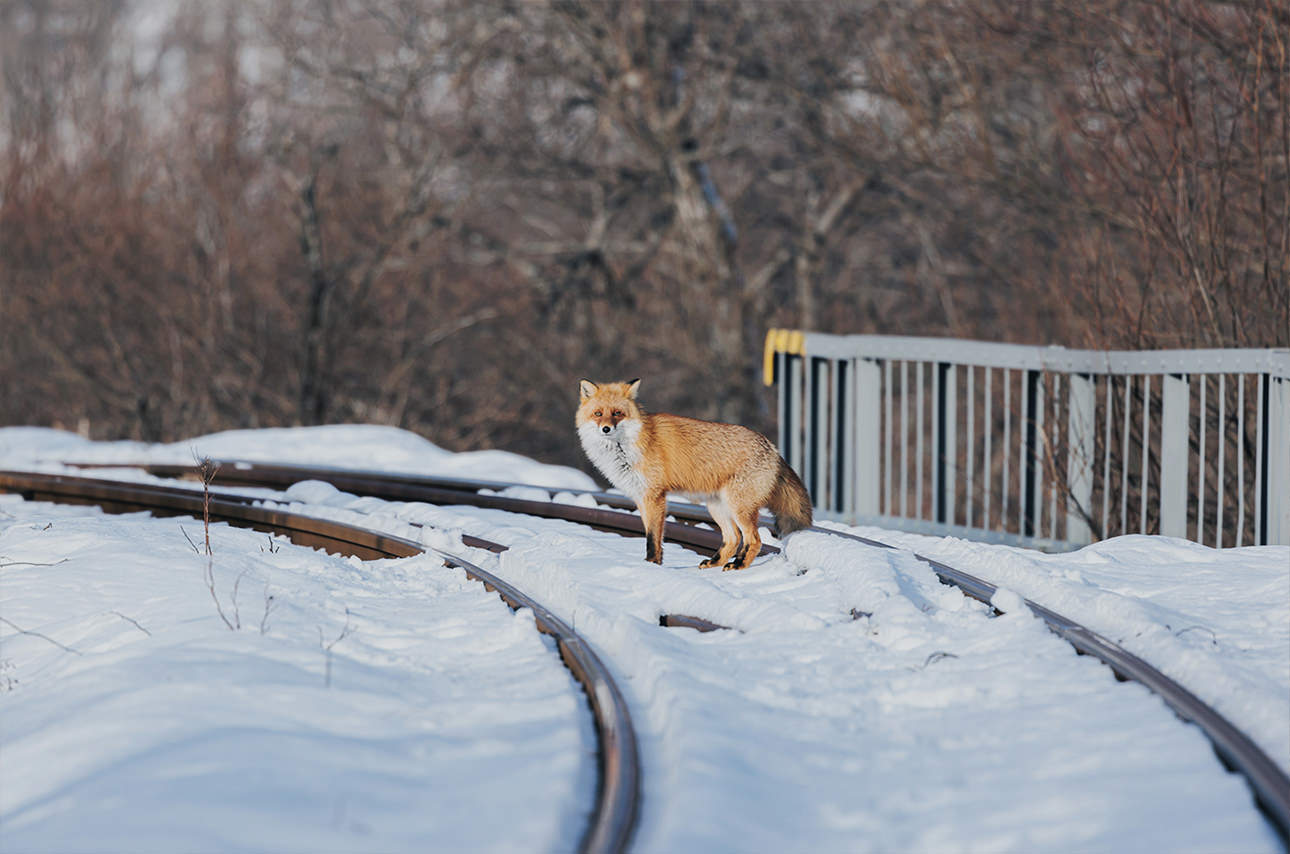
[0,616,82,656]
[204,556,236,631]
[259,584,276,635]
[109,611,151,636]
[912,650,959,670]
[318,608,353,687]
[230,569,250,630]
[0,558,68,569]
[179,525,201,554]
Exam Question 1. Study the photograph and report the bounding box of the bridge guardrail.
[764,331,1290,550]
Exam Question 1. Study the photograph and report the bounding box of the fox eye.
[593,410,602,417]
[612,410,624,418]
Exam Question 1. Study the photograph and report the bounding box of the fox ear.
[626,378,641,399]
[579,379,598,401]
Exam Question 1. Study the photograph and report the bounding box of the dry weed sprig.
[109,611,151,636]
[318,607,353,688]
[204,557,236,631]
[0,616,82,656]
[259,584,276,635]
[179,525,201,554]
[197,457,219,557]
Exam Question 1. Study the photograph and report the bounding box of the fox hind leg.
[700,498,742,568]
[724,507,762,571]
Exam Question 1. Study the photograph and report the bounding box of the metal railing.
[764,331,1290,550]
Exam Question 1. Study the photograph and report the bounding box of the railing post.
[935,362,957,525]
[1159,374,1190,538]
[1264,375,1290,545]
[1066,373,1096,544]
[916,362,926,519]
[809,358,830,508]
[832,359,851,516]
[854,358,881,519]
[787,355,804,479]
[1023,369,1042,538]
[776,351,789,462]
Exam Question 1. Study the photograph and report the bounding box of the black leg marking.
[645,532,662,564]
[724,543,748,569]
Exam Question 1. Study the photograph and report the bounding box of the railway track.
[11,461,1290,845]
[0,469,639,854]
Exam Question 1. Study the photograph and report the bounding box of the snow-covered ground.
[844,523,1290,785]
[2,425,1287,852]
[0,498,591,853]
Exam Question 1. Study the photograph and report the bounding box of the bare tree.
[2,0,1284,474]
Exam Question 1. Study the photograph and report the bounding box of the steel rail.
[66,460,761,560]
[66,459,1290,844]
[0,470,640,854]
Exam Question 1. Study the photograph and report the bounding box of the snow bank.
[0,425,598,492]
[0,497,592,852]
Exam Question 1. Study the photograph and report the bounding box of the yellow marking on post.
[763,329,779,385]
[763,328,807,385]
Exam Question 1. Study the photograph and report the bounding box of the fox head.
[576,378,642,437]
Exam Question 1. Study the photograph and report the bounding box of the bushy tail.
[768,459,813,537]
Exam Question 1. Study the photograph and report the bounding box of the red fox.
[576,378,812,570]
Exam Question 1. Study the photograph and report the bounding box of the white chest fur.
[578,420,647,500]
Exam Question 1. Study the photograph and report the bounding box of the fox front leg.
[639,491,667,564]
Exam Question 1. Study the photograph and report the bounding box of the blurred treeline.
[2,0,1286,469]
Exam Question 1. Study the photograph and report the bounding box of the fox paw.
[698,557,724,568]
[722,561,751,571]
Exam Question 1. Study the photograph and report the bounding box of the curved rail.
[65,458,1290,844]
[67,460,764,560]
[0,470,640,854]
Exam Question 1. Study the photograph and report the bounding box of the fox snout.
[596,417,626,435]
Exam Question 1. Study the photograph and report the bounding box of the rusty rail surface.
[63,458,1290,844]
[0,469,640,854]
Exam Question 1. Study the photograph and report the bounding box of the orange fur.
[577,379,812,570]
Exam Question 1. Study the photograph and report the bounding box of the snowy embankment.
[0,486,591,851]
[2,425,1287,852]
